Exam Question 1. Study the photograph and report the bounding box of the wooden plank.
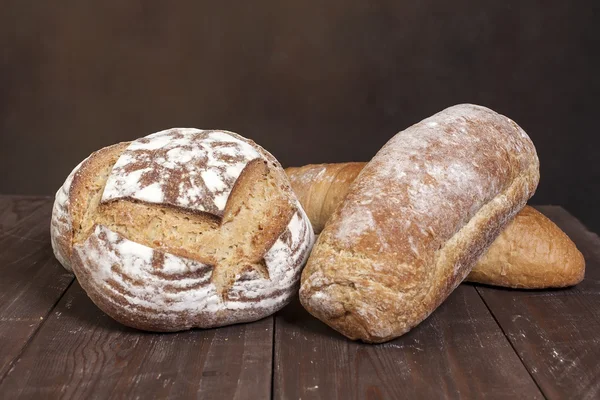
[0,195,50,235]
[274,286,543,399]
[0,198,74,380]
[0,281,274,399]
[477,206,600,400]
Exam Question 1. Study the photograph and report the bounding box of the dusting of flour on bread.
[53,127,315,331]
[50,157,89,271]
[102,128,262,217]
[333,105,523,249]
[301,104,540,343]
[74,206,313,328]
[75,225,221,317]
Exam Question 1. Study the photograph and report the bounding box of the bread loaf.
[300,104,540,343]
[286,163,365,234]
[286,163,584,289]
[470,206,584,288]
[51,128,314,331]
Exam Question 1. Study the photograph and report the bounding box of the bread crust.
[299,104,540,343]
[50,129,314,331]
[286,162,365,233]
[51,142,131,272]
[286,164,584,289]
[470,206,584,288]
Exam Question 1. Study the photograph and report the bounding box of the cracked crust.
[299,104,540,343]
[50,128,314,331]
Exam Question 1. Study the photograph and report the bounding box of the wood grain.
[477,206,600,400]
[0,195,49,235]
[1,195,597,398]
[274,287,543,399]
[0,199,74,380]
[0,282,274,399]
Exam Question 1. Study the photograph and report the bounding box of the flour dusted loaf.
[286,163,584,289]
[299,104,540,343]
[51,128,314,331]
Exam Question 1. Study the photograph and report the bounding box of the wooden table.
[0,195,598,399]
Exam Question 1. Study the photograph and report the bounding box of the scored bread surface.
[300,104,540,343]
[102,130,262,216]
[51,128,314,331]
[286,162,366,234]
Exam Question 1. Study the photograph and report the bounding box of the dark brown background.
[1,1,598,232]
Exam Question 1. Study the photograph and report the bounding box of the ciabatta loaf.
[286,163,584,289]
[300,104,540,343]
[51,128,314,331]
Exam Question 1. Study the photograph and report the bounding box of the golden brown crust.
[286,164,585,289]
[50,142,131,272]
[286,163,363,233]
[470,206,585,288]
[51,129,314,331]
[299,104,540,343]
[69,142,131,243]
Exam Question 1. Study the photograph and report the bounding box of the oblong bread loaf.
[299,104,540,343]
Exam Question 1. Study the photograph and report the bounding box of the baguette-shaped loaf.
[51,128,314,331]
[286,163,584,289]
[300,104,540,342]
[286,163,365,234]
[470,206,584,288]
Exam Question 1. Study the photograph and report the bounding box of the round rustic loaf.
[51,128,314,331]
